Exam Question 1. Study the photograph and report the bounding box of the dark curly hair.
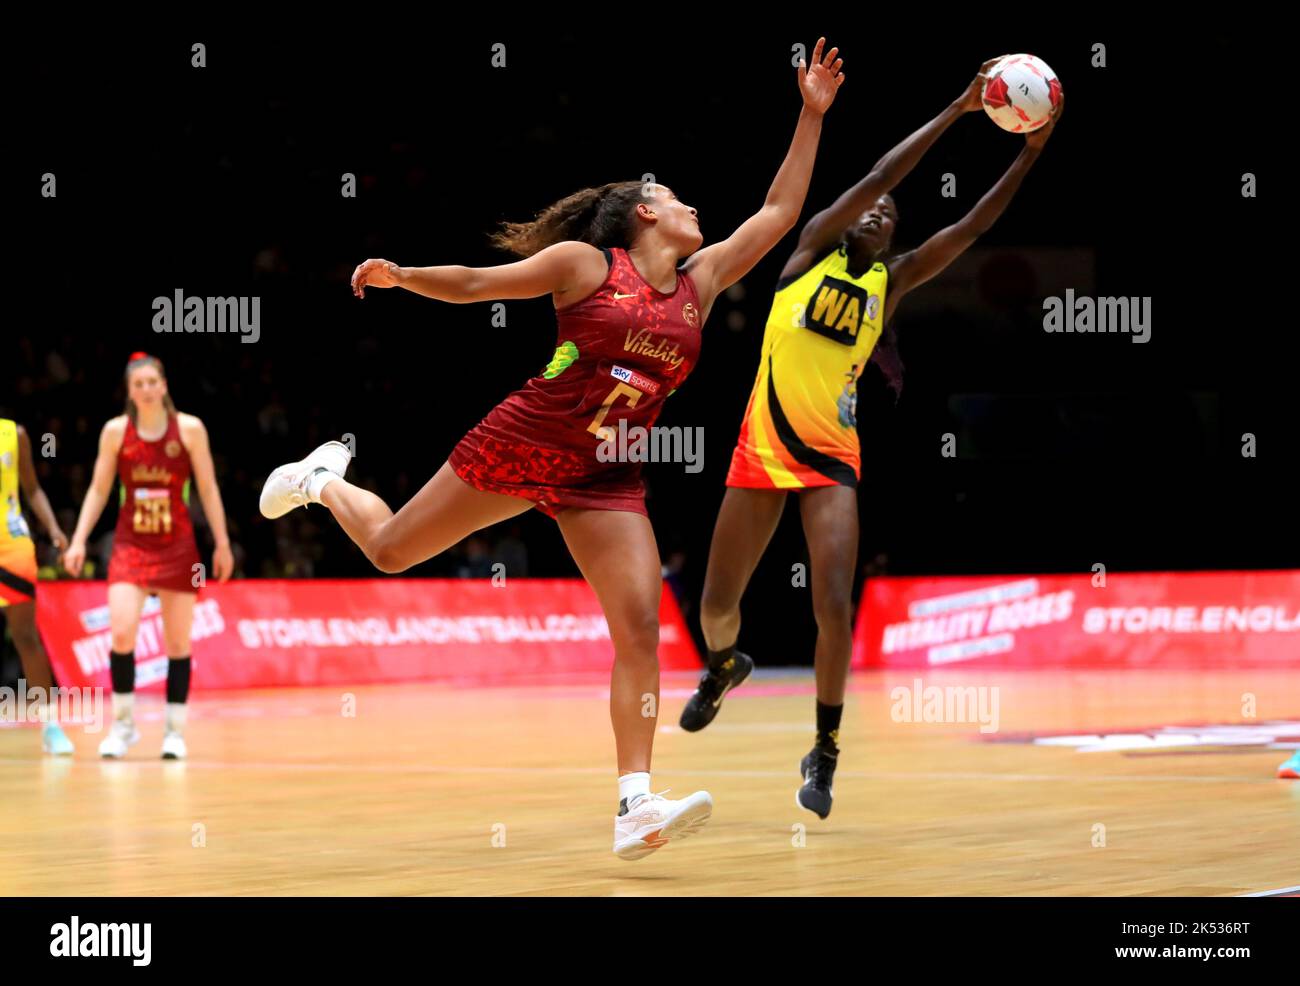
[490,181,653,258]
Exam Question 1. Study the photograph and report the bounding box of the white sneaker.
[160,731,188,760]
[98,720,140,759]
[259,440,352,519]
[613,789,713,861]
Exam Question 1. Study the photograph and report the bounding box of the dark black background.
[9,23,1293,668]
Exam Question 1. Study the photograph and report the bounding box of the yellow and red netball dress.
[727,246,888,489]
[0,418,38,606]
[108,414,202,593]
[450,247,702,517]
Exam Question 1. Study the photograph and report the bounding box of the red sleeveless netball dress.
[108,414,202,594]
[449,247,703,517]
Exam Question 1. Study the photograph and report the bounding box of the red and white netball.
[981,54,1062,133]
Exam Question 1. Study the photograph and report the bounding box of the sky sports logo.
[50,916,151,965]
[610,364,660,395]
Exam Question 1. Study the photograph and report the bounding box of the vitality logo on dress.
[623,329,685,370]
[610,365,661,395]
[131,465,173,484]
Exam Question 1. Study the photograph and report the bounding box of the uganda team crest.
[681,302,699,328]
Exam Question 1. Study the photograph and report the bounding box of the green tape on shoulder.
[542,341,579,379]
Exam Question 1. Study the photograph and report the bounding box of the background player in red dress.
[260,38,846,859]
[682,62,1063,819]
[63,353,234,759]
[0,416,72,754]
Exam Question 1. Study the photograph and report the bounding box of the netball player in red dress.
[63,353,234,759]
[260,39,845,859]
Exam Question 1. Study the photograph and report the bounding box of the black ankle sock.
[815,701,842,754]
[109,651,136,694]
[705,644,736,673]
[166,656,192,705]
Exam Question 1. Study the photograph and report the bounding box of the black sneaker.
[678,651,754,732]
[797,747,837,819]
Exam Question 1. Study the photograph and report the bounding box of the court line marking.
[1238,885,1300,897]
[0,756,1277,784]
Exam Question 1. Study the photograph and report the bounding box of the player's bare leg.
[100,582,149,758]
[261,438,530,568]
[156,588,196,760]
[320,464,533,573]
[794,484,859,819]
[699,488,787,651]
[3,601,73,755]
[262,443,532,573]
[680,488,786,731]
[557,507,712,860]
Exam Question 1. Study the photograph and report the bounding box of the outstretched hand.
[1026,91,1064,149]
[798,37,845,115]
[958,54,1010,112]
[351,259,401,299]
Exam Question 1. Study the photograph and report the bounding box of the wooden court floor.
[2,668,1298,896]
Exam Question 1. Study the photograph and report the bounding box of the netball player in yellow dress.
[681,59,1062,818]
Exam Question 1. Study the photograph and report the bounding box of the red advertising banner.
[35,578,701,690]
[852,570,1300,669]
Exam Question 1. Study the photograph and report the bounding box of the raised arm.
[887,97,1063,316]
[63,417,126,576]
[350,240,609,307]
[785,56,1006,276]
[180,414,234,582]
[683,37,845,312]
[16,425,67,550]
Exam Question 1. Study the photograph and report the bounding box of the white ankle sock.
[307,468,339,503]
[619,772,651,807]
[166,702,187,733]
[113,692,135,723]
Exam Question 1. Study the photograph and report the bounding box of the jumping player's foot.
[98,720,140,759]
[161,731,187,760]
[259,440,352,519]
[679,651,754,732]
[42,722,74,756]
[797,746,838,819]
[1278,750,1300,779]
[613,790,713,860]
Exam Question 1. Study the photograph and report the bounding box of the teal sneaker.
[42,722,74,756]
